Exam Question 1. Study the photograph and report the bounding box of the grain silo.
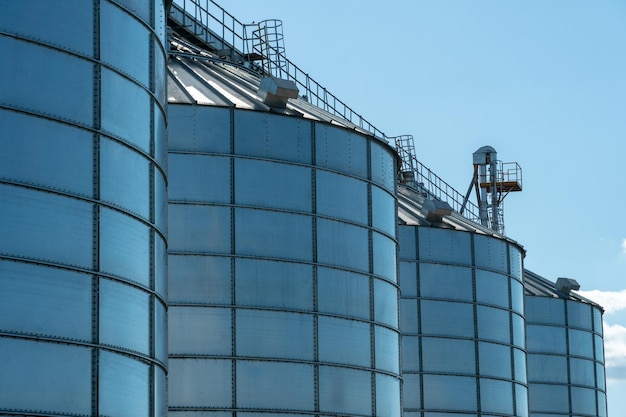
[396,185,528,417]
[166,5,402,416]
[0,1,167,416]
[524,272,608,417]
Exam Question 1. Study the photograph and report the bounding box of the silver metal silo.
[166,55,402,415]
[524,272,608,417]
[397,189,527,417]
[0,1,167,416]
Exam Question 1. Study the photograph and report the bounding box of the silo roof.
[167,37,380,138]
[397,184,600,308]
[523,269,603,308]
[397,183,521,243]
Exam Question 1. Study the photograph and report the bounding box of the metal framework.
[462,146,522,235]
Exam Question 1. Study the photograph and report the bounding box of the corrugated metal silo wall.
[525,296,608,417]
[167,104,402,417]
[0,1,168,416]
[398,226,527,416]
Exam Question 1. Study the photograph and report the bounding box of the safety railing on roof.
[168,0,484,226]
[390,136,481,222]
[170,0,246,56]
[413,158,482,223]
[169,0,385,138]
[271,59,386,138]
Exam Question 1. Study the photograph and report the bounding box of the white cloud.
[622,238,626,254]
[604,323,626,383]
[577,289,626,314]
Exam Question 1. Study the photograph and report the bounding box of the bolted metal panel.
[0,1,167,416]
[167,101,401,417]
[525,280,608,417]
[399,225,527,416]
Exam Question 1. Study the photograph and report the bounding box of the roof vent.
[555,277,580,295]
[257,76,298,108]
[400,170,416,185]
[421,199,453,224]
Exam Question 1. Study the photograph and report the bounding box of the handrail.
[170,0,386,139]
[499,162,523,187]
[171,0,248,56]
[273,57,387,139]
[412,157,482,222]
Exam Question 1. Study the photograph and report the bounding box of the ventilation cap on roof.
[421,199,453,224]
[257,76,299,108]
[555,277,580,295]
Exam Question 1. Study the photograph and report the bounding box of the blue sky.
[224,1,626,415]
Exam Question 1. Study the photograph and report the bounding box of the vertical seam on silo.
[148,3,156,416]
[371,371,377,417]
[148,248,156,417]
[564,300,573,415]
[415,226,423,415]
[264,112,269,157]
[311,120,319,413]
[192,105,197,149]
[471,233,481,414]
[591,306,600,416]
[229,106,237,412]
[596,306,607,416]
[148,111,156,361]
[368,140,375,328]
[348,132,353,175]
[366,139,376,417]
[507,242,518,415]
[92,0,101,415]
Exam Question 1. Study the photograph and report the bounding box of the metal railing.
[390,136,481,222]
[170,0,247,58]
[168,0,484,225]
[170,0,385,138]
[499,162,523,188]
[414,159,481,222]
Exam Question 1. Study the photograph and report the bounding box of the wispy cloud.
[577,289,626,314]
[622,238,626,254]
[605,323,626,382]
